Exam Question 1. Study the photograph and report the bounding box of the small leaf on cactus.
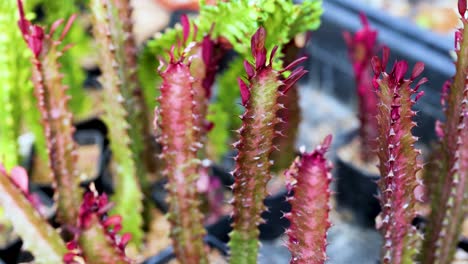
[64,190,131,264]
[284,135,333,264]
[228,27,308,264]
[373,47,425,264]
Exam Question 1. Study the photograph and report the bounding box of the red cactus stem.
[228,27,308,264]
[372,48,425,264]
[64,191,131,264]
[180,15,223,149]
[344,13,379,162]
[284,135,333,264]
[156,50,208,263]
[17,0,82,231]
[421,2,468,263]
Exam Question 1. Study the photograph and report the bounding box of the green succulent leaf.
[0,166,67,263]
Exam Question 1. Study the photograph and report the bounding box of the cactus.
[17,0,82,231]
[343,13,379,162]
[155,46,208,264]
[228,27,308,264]
[272,40,304,171]
[180,14,223,150]
[284,135,332,264]
[0,0,27,171]
[114,0,156,174]
[64,191,132,264]
[421,1,468,263]
[90,0,144,246]
[372,47,426,264]
[27,0,92,118]
[0,165,67,263]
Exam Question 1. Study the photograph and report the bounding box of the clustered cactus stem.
[284,135,333,264]
[90,0,144,246]
[372,47,426,264]
[180,14,222,150]
[0,165,66,264]
[114,0,157,175]
[17,0,82,232]
[421,1,468,263]
[343,13,379,162]
[155,44,209,264]
[228,27,308,264]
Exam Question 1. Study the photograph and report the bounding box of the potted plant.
[1,0,467,263]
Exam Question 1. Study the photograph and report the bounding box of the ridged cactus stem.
[284,135,333,264]
[372,47,426,264]
[114,0,156,175]
[156,51,208,264]
[17,0,82,231]
[180,15,220,150]
[90,0,144,246]
[228,27,308,264]
[422,1,468,263]
[0,165,67,263]
[344,14,379,162]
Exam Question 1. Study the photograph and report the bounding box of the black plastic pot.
[335,152,380,229]
[142,234,229,264]
[333,129,381,229]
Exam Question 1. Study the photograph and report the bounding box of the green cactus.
[90,0,145,247]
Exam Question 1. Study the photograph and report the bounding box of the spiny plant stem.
[343,13,379,162]
[90,0,144,246]
[372,47,426,264]
[0,165,66,263]
[421,1,468,263]
[228,27,307,264]
[17,0,82,231]
[156,48,208,264]
[284,135,332,264]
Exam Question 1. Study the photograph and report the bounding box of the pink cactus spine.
[64,191,131,264]
[284,135,333,264]
[372,47,426,264]
[228,27,307,264]
[422,1,468,263]
[156,48,208,263]
[17,0,82,230]
[343,13,379,162]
